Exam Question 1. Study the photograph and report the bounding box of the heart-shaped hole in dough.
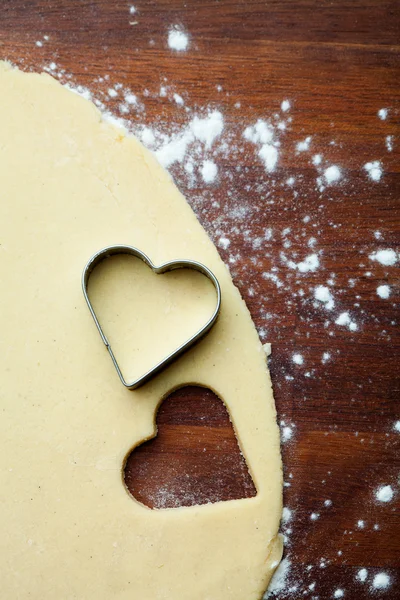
[124,386,257,508]
[87,253,218,385]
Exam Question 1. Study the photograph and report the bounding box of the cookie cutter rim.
[82,245,221,390]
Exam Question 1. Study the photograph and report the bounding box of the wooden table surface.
[2,1,399,597]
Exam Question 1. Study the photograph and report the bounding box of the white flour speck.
[191,110,224,148]
[168,28,189,51]
[281,99,291,112]
[312,154,322,166]
[394,421,400,433]
[369,249,397,266]
[129,5,136,14]
[296,136,312,152]
[377,284,390,299]
[293,253,320,273]
[292,353,304,366]
[372,572,391,590]
[282,507,292,524]
[36,41,43,47]
[375,485,393,503]
[322,352,331,364]
[108,88,118,98]
[364,161,383,182]
[201,160,218,184]
[324,165,341,184]
[334,590,344,598]
[281,426,293,443]
[356,568,368,583]
[259,144,278,172]
[140,127,156,146]
[218,237,230,250]
[173,93,184,105]
[243,120,273,144]
[386,135,394,152]
[154,130,193,168]
[357,520,365,529]
[324,499,332,507]
[124,92,137,105]
[314,285,335,309]
[310,512,319,521]
[378,108,388,120]
[335,312,358,331]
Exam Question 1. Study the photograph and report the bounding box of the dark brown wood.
[1,0,399,597]
[124,386,256,508]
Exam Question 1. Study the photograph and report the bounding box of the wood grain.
[124,386,257,508]
[1,0,399,597]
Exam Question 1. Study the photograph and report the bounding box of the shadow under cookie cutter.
[82,245,222,390]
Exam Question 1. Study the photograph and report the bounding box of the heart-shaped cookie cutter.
[82,245,221,390]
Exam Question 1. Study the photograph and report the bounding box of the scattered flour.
[289,253,320,273]
[191,110,224,148]
[357,520,365,529]
[201,160,218,184]
[124,92,137,105]
[265,558,291,597]
[173,93,184,105]
[375,485,394,503]
[140,127,156,146]
[168,28,189,51]
[314,285,335,309]
[334,590,344,598]
[292,353,304,366]
[296,136,312,152]
[386,135,394,152]
[312,154,322,166]
[377,108,388,120]
[310,512,319,521]
[281,99,291,112]
[243,114,286,173]
[372,572,391,590]
[322,352,331,364]
[129,5,136,14]
[153,110,224,168]
[282,507,292,524]
[377,284,390,299]
[218,237,230,250]
[369,249,397,266]
[356,568,368,583]
[154,130,193,168]
[364,161,383,182]
[281,426,293,443]
[335,312,358,332]
[259,144,278,172]
[324,165,341,184]
[394,421,400,433]
[244,120,273,144]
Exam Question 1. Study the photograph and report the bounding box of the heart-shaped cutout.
[83,246,221,389]
[124,386,257,508]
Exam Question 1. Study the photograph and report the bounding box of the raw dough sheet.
[0,62,282,599]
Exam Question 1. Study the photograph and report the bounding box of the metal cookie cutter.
[82,245,221,390]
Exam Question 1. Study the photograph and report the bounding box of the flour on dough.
[0,62,282,600]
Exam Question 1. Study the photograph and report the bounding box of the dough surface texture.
[0,62,282,599]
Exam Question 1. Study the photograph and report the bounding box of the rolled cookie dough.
[0,62,282,599]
